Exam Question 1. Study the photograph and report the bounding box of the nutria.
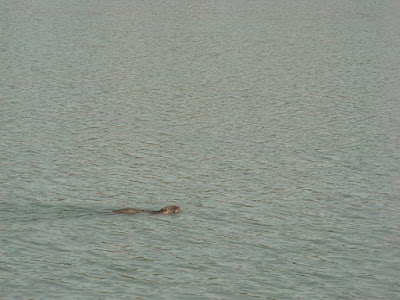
[112,206,182,215]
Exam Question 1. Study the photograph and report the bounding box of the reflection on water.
[1,0,399,299]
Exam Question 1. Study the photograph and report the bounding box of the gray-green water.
[1,0,399,299]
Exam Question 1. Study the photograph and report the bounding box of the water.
[1,0,399,299]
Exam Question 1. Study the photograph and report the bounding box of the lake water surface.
[1,0,399,299]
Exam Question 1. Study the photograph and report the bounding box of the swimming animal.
[112,206,182,215]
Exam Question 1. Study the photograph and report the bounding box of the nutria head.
[159,206,182,214]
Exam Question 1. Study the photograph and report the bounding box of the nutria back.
[112,208,146,214]
[112,206,182,215]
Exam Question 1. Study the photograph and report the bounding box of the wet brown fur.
[113,206,182,215]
